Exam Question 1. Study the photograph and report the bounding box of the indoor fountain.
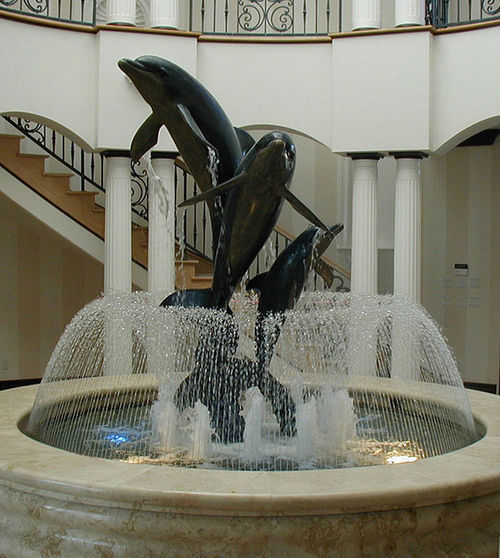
[0,57,498,557]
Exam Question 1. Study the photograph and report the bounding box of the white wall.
[2,18,500,153]
[421,142,500,385]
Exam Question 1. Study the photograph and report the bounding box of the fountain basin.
[0,384,498,557]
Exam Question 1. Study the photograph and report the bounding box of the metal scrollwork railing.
[238,0,294,34]
[3,115,104,194]
[189,0,342,35]
[0,0,96,25]
[481,0,500,16]
[130,159,149,220]
[425,0,500,26]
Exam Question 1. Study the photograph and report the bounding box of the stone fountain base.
[0,385,499,558]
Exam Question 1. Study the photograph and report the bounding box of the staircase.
[0,133,213,290]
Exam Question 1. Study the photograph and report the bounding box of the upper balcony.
[1,0,499,33]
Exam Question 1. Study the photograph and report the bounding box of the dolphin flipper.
[246,272,268,293]
[177,104,218,155]
[178,172,249,208]
[160,288,212,309]
[280,188,329,232]
[131,113,163,162]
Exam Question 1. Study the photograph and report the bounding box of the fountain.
[0,57,498,557]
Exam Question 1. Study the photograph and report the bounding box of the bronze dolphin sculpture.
[118,55,251,254]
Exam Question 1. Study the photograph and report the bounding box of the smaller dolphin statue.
[248,224,344,369]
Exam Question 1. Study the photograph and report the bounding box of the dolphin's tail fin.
[160,288,212,309]
[178,172,248,209]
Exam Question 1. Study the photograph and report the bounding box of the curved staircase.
[0,133,213,290]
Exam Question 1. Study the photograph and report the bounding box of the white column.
[391,153,425,381]
[349,154,381,377]
[350,156,380,294]
[103,153,132,377]
[393,155,423,302]
[352,0,382,30]
[395,0,425,27]
[106,0,136,25]
[150,0,179,29]
[104,154,132,294]
[148,153,177,295]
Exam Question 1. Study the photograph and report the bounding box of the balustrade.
[1,0,498,30]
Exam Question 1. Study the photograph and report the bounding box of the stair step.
[17,153,49,159]
[43,172,74,178]
[0,134,24,139]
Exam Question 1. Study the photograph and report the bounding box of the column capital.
[390,151,429,160]
[102,150,131,159]
[151,151,179,160]
[348,152,384,161]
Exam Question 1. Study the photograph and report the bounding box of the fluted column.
[391,152,426,381]
[103,152,132,376]
[395,0,425,27]
[104,153,132,294]
[148,153,177,295]
[348,154,382,377]
[150,0,179,28]
[352,0,382,30]
[393,154,425,302]
[106,0,136,25]
[350,155,381,294]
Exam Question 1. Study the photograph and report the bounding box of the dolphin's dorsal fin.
[234,127,255,157]
[131,113,163,162]
[178,172,248,208]
[281,188,329,232]
[178,104,217,154]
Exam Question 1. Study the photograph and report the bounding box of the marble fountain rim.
[0,384,498,518]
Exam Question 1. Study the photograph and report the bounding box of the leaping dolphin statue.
[118,55,251,254]
[176,131,330,311]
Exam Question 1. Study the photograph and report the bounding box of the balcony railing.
[1,0,499,32]
[0,0,96,24]
[187,0,344,34]
[425,0,500,27]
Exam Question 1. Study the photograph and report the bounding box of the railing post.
[150,0,180,29]
[395,0,425,26]
[351,0,382,30]
[105,0,136,25]
[148,152,178,296]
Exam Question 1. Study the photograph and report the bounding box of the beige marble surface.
[0,385,498,557]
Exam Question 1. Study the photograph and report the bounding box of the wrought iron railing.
[0,0,96,24]
[425,0,500,27]
[188,0,344,34]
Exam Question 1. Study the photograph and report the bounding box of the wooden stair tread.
[17,153,49,159]
[43,172,74,178]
